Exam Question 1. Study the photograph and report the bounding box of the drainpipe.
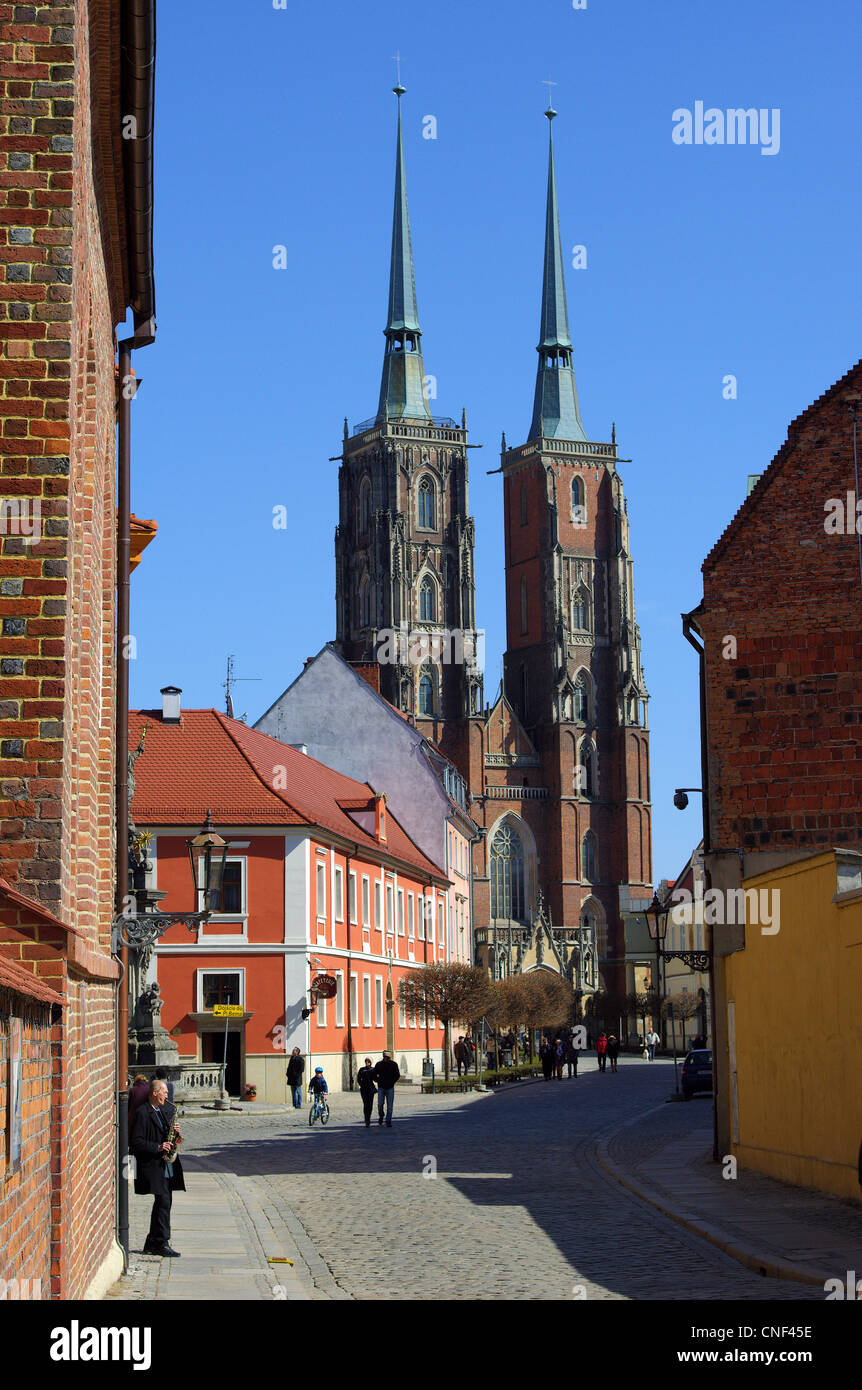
[345,847,355,1090]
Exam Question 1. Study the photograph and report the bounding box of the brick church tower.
[334,82,483,740]
[482,103,653,992]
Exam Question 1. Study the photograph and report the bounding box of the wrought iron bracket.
[659,949,711,972]
[111,911,208,956]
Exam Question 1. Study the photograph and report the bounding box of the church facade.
[334,86,653,1003]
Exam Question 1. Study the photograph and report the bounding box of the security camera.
[673,789,689,810]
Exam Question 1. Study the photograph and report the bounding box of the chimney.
[160,685,182,724]
[290,742,308,756]
[375,793,387,843]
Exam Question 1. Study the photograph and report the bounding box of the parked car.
[680,1048,713,1099]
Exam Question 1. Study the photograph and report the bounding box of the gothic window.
[572,585,590,632]
[581,830,597,881]
[418,476,436,529]
[400,678,412,712]
[577,741,595,797]
[359,574,372,627]
[490,824,525,921]
[419,575,436,622]
[358,476,371,536]
[418,669,434,715]
[571,476,586,525]
[560,691,572,721]
[575,672,589,721]
[520,576,528,634]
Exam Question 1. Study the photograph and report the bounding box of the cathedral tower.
[334,83,483,746]
[492,104,653,991]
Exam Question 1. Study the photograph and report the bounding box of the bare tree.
[399,963,494,1081]
[488,977,531,1065]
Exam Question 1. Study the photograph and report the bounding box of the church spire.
[377,80,431,423]
[528,103,587,443]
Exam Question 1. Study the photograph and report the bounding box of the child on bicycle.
[308,1066,328,1098]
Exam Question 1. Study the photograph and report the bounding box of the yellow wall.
[726,851,862,1202]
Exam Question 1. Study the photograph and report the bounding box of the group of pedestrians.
[539,1033,579,1080]
[287,1047,402,1127]
[453,1034,476,1076]
[595,1032,620,1072]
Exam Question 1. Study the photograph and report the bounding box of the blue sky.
[125,0,862,881]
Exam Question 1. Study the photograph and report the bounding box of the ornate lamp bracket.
[111,911,208,957]
[660,949,711,972]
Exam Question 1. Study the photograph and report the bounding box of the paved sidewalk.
[597,1101,862,1288]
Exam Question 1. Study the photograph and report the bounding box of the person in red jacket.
[596,1032,608,1073]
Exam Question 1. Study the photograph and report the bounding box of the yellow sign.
[212,1004,243,1017]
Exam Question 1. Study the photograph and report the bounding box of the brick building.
[0,1,156,1297]
[686,358,862,1155]
[332,90,652,1003]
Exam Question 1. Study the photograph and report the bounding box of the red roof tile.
[0,953,63,1006]
[129,709,446,882]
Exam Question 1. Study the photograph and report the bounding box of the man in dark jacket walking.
[356,1057,377,1127]
[130,1078,185,1257]
[286,1047,304,1108]
[564,1036,579,1078]
[372,1051,400,1126]
[540,1039,554,1080]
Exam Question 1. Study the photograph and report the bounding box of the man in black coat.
[130,1078,185,1257]
[372,1051,400,1127]
[356,1057,377,1127]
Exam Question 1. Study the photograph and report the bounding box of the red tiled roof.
[129,709,446,881]
[0,953,63,1006]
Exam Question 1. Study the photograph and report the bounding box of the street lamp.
[646,886,715,1140]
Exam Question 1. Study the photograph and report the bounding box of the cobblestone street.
[109,1060,835,1301]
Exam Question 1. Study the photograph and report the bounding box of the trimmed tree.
[399,963,494,1081]
[488,976,531,1066]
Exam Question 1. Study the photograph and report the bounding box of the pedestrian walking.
[372,1050,400,1126]
[454,1035,468,1077]
[540,1038,554,1080]
[464,1033,475,1072]
[285,1047,304,1107]
[645,1028,659,1061]
[596,1032,608,1073]
[607,1033,620,1073]
[554,1036,565,1080]
[356,1057,377,1127]
[564,1036,579,1078]
[130,1078,184,1257]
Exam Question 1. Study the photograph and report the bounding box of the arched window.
[520,576,528,634]
[572,585,590,631]
[419,576,436,622]
[490,823,525,921]
[418,670,434,715]
[577,741,594,797]
[581,830,597,881]
[574,673,589,721]
[359,574,371,627]
[571,476,586,525]
[358,477,371,535]
[418,476,436,529]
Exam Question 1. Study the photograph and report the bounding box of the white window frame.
[386,884,394,934]
[398,993,407,1027]
[334,865,344,922]
[196,968,245,1012]
[199,856,248,942]
[361,875,370,927]
[397,887,405,936]
[407,893,415,940]
[362,975,371,1027]
[316,992,327,1027]
[348,869,357,925]
[438,901,446,947]
[418,895,425,941]
[375,976,383,1027]
[335,970,344,1028]
[349,973,358,1027]
[316,859,326,921]
[375,880,383,932]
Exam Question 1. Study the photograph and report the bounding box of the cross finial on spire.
[542,75,557,118]
[392,50,405,95]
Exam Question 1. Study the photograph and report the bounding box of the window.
[201,972,241,1009]
[520,482,527,525]
[572,585,590,631]
[375,977,383,1027]
[419,575,436,622]
[335,971,344,1028]
[316,991,327,1027]
[334,866,344,921]
[363,976,371,1026]
[520,575,528,634]
[398,993,407,1027]
[210,858,244,914]
[419,670,434,715]
[490,823,525,921]
[316,861,326,919]
[359,574,371,627]
[397,888,405,936]
[577,743,595,797]
[359,476,371,535]
[348,869,357,924]
[572,475,586,525]
[438,901,445,946]
[361,876,370,927]
[581,830,597,881]
[375,880,383,930]
[349,974,358,1027]
[386,884,394,934]
[575,673,589,722]
[418,475,436,528]
[407,893,415,940]
[418,895,426,940]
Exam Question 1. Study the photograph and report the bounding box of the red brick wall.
[700,361,862,854]
[0,0,120,1299]
[0,989,53,1296]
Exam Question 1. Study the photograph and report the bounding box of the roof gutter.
[120,0,157,338]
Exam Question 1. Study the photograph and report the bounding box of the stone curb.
[594,1105,826,1289]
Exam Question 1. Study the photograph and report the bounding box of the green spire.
[377,82,431,423]
[529,105,587,443]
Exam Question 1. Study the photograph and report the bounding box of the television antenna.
[223,654,261,722]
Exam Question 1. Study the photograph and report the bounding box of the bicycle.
[308,1092,330,1127]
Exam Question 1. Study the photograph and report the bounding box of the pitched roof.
[0,953,63,1006]
[129,708,446,881]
